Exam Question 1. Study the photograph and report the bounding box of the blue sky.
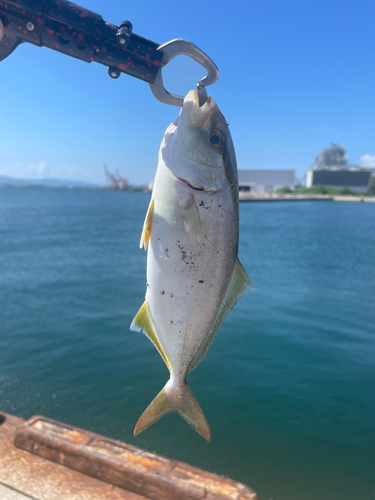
[1,0,374,185]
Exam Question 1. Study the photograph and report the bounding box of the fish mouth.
[179,90,216,129]
[184,89,212,110]
[175,173,219,193]
[176,176,205,192]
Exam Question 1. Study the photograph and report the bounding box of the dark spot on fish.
[146,283,149,287]
[199,280,204,283]
[170,294,174,298]
[160,291,165,295]
[170,320,173,324]
[219,205,221,207]
[164,249,170,258]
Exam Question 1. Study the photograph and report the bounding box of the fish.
[130,89,251,441]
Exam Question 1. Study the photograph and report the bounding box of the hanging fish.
[131,89,250,441]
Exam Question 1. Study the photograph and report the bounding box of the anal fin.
[130,302,170,370]
[140,198,154,250]
[188,259,251,373]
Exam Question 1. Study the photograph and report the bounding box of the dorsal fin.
[188,259,251,373]
[140,198,154,250]
[130,302,170,370]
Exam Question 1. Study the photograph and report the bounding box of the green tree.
[275,186,293,193]
[367,177,375,196]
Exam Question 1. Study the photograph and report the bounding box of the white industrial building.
[238,169,295,193]
[306,167,373,192]
[306,144,373,193]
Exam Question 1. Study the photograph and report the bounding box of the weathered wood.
[11,414,258,500]
[0,413,144,500]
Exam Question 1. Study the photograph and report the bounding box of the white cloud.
[360,154,375,167]
[0,161,76,180]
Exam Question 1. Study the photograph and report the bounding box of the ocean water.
[0,187,374,500]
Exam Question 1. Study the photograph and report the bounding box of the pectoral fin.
[140,198,154,250]
[181,195,202,245]
[130,302,170,370]
[188,259,251,373]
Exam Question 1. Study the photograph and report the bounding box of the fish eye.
[210,132,224,150]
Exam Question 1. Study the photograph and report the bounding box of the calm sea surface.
[0,187,374,500]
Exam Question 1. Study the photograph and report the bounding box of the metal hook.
[149,39,219,107]
[197,84,208,107]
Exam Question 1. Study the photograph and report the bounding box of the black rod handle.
[0,0,162,83]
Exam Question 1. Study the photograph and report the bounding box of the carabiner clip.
[149,39,219,107]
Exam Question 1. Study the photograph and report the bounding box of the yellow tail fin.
[134,381,211,442]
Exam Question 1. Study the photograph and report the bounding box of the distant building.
[238,169,295,193]
[306,144,373,192]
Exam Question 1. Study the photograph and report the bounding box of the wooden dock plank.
[0,413,259,500]
[0,482,38,500]
[0,414,147,500]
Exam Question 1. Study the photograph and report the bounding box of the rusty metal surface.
[6,413,259,500]
[0,412,147,500]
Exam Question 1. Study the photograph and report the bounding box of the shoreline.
[239,193,375,203]
[1,185,374,202]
